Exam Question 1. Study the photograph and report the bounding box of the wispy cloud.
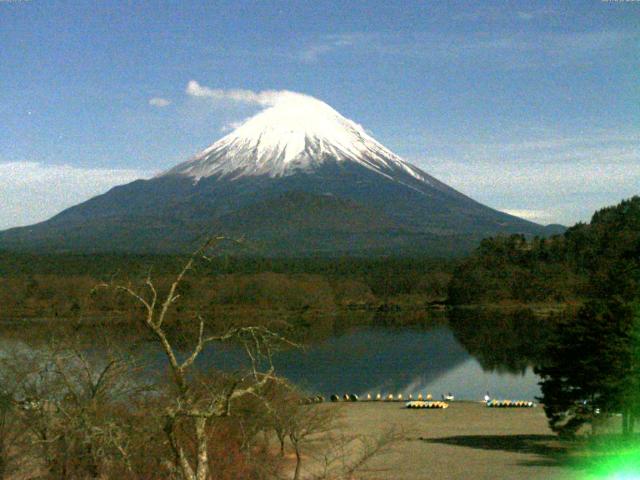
[453,6,556,23]
[0,162,147,229]
[516,11,535,21]
[149,97,171,107]
[296,30,637,68]
[482,133,639,155]
[186,80,292,106]
[297,34,362,62]
[500,209,555,223]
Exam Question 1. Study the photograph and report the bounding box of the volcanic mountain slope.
[0,92,559,255]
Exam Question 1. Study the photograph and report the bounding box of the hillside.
[448,196,640,305]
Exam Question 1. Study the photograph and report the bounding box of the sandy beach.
[328,401,575,480]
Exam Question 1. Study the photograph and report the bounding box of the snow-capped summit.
[0,90,554,256]
[163,92,426,182]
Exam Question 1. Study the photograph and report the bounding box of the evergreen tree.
[536,300,639,437]
[536,197,640,438]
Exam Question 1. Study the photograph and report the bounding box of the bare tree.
[260,381,336,479]
[97,237,296,480]
[261,382,400,480]
[288,405,335,480]
[0,349,31,479]
[0,238,402,480]
[0,328,149,479]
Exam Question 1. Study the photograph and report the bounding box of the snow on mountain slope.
[0,89,555,256]
[163,92,428,183]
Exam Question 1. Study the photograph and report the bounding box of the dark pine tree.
[536,300,639,437]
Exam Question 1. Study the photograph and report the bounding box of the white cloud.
[516,11,535,21]
[297,34,360,62]
[412,131,640,226]
[482,133,639,155]
[298,43,337,63]
[500,209,554,223]
[453,6,553,23]
[0,162,147,230]
[186,80,290,106]
[149,97,171,107]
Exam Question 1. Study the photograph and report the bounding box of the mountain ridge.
[0,93,561,256]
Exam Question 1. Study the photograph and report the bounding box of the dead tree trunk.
[195,416,209,480]
[292,444,302,480]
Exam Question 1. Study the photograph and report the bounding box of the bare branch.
[114,284,153,317]
[156,236,227,329]
[179,317,206,371]
[144,273,158,313]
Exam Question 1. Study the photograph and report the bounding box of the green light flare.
[579,445,640,479]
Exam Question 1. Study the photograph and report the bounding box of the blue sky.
[1,0,638,228]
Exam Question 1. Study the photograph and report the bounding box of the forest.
[448,196,640,307]
[447,196,640,437]
[0,254,453,324]
[3,196,639,325]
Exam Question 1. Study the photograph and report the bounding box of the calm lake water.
[196,324,542,401]
[1,309,548,401]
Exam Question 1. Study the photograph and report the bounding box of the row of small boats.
[329,393,445,402]
[486,400,535,408]
[314,394,535,408]
[406,401,449,409]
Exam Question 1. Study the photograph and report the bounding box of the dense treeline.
[537,301,640,437]
[5,197,639,317]
[534,197,640,437]
[0,251,454,278]
[447,233,588,305]
[449,196,640,306]
[0,254,454,322]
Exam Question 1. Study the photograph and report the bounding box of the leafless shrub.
[96,237,300,480]
[0,237,398,480]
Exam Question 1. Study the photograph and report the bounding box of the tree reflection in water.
[447,307,559,374]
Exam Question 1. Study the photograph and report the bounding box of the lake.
[196,306,549,401]
[1,308,550,401]
[238,326,541,401]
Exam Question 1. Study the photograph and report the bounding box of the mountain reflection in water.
[1,308,554,401]
[271,326,543,401]
[196,307,553,400]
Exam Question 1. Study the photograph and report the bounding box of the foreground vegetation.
[0,241,399,479]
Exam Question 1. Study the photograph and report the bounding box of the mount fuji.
[0,92,560,256]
